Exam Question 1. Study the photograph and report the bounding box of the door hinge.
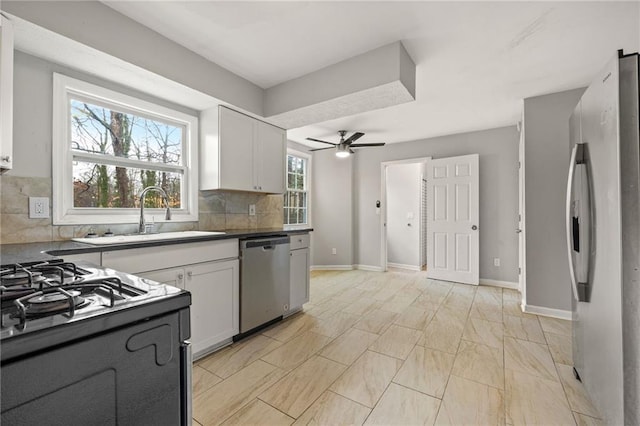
[518,267,521,275]
[518,214,521,222]
[518,161,521,169]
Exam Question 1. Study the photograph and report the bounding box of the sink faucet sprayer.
[138,186,172,234]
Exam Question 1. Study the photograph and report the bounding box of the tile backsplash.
[0,176,284,244]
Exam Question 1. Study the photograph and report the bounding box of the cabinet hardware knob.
[259,186,262,190]
[471,225,478,230]
[1,155,10,162]
[177,273,184,280]
[187,271,193,277]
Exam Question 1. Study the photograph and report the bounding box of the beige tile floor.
[193,269,602,426]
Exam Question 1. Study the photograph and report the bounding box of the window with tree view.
[53,74,198,225]
[284,154,308,225]
[71,99,184,209]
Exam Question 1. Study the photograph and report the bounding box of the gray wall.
[1,51,283,245]
[12,51,198,179]
[523,88,585,311]
[311,149,353,267]
[305,126,519,279]
[352,126,519,282]
[386,163,421,268]
[3,1,264,115]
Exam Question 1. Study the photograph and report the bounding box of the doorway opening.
[381,158,430,273]
[381,154,480,285]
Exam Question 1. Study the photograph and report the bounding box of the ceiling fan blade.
[309,146,336,152]
[343,132,365,145]
[306,137,337,146]
[350,143,386,147]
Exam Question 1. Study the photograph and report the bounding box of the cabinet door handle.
[259,186,262,190]
[1,156,10,163]
[177,273,184,280]
[187,271,193,277]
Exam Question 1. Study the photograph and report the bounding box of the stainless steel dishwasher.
[239,236,290,334]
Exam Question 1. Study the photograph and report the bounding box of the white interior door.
[426,154,479,285]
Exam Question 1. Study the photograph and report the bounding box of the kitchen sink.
[72,231,226,245]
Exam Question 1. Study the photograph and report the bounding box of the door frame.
[380,157,431,271]
[518,117,527,306]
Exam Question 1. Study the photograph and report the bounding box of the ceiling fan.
[307,130,385,158]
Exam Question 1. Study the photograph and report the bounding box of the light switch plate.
[29,197,50,218]
[249,204,256,216]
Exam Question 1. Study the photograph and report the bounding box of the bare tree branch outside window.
[70,99,183,209]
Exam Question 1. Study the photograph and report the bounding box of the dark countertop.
[0,227,313,266]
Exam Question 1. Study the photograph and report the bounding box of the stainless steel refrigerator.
[567,50,640,425]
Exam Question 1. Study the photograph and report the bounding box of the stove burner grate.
[25,290,85,315]
[12,282,119,325]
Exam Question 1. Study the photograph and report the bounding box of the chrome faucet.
[138,186,172,234]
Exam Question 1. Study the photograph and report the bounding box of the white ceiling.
[104,1,639,147]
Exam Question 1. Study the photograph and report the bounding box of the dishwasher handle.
[241,236,290,250]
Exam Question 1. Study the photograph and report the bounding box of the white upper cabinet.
[219,106,255,191]
[200,106,286,193]
[0,15,14,173]
[256,119,286,193]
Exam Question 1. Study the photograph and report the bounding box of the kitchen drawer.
[289,233,310,250]
[102,239,238,274]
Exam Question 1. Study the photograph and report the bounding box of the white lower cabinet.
[102,240,239,357]
[184,259,239,356]
[288,234,310,313]
[138,267,186,289]
[289,248,310,310]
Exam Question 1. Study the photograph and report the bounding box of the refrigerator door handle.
[566,144,582,302]
[566,143,591,303]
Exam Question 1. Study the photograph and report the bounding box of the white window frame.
[284,148,311,228]
[52,73,198,225]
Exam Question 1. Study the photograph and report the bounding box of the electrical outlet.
[332,248,337,255]
[493,258,500,267]
[248,204,256,216]
[29,197,50,219]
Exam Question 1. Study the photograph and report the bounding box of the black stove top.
[1,260,190,362]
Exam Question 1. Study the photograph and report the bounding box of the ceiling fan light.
[335,150,350,158]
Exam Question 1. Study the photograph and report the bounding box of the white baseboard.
[310,265,354,271]
[479,278,519,290]
[387,262,421,272]
[523,304,572,320]
[354,264,385,272]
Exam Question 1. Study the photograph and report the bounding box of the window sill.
[283,224,311,230]
[53,209,198,226]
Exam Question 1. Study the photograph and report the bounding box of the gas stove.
[0,259,189,361]
[1,258,192,424]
